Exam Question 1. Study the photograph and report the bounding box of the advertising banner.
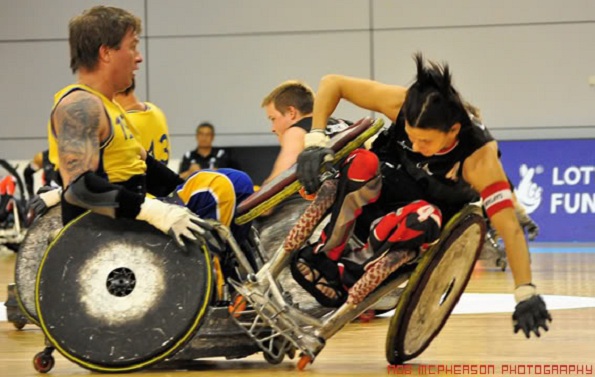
[498,139,594,242]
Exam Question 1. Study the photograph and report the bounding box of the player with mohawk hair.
[294,53,551,339]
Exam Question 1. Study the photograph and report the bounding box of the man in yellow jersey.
[115,79,171,165]
[35,6,256,251]
[43,6,206,249]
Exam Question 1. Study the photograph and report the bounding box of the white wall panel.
[147,0,369,36]
[1,1,594,160]
[373,23,595,138]
[373,0,595,29]
[0,0,146,40]
[0,42,73,140]
[147,31,371,159]
[0,40,148,159]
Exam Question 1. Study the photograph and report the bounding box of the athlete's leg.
[289,150,381,306]
[316,149,381,261]
[176,168,254,238]
[348,200,442,305]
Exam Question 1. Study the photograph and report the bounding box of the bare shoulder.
[53,90,106,135]
[55,90,103,115]
[280,126,307,147]
[285,125,307,137]
[54,91,104,126]
[463,140,507,191]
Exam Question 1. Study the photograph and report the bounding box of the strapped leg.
[289,150,381,306]
[347,250,416,305]
[348,200,443,305]
[283,178,339,253]
[290,244,348,307]
[317,149,381,260]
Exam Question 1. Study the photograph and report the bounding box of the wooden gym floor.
[1,246,594,377]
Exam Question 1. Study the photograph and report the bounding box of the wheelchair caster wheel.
[228,295,247,318]
[13,321,27,330]
[496,258,507,272]
[297,354,312,371]
[33,351,55,373]
[263,350,285,365]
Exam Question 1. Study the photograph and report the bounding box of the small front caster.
[33,350,55,373]
[297,354,313,371]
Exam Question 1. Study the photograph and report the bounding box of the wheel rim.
[402,222,483,355]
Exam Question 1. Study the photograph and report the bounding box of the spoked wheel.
[386,205,486,364]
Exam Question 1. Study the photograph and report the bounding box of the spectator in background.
[179,122,232,180]
[114,79,171,165]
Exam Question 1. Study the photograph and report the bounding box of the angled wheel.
[386,205,486,364]
[35,212,214,373]
[14,205,63,325]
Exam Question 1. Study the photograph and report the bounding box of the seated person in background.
[260,80,350,185]
[23,149,58,198]
[179,122,232,180]
[114,79,171,165]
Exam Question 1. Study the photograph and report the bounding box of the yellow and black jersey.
[48,84,146,183]
[126,102,170,165]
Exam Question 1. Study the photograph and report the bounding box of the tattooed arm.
[50,90,205,249]
[52,91,110,186]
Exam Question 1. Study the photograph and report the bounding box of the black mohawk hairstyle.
[404,52,469,132]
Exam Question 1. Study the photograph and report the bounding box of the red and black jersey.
[369,110,494,223]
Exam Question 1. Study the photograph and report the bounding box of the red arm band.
[481,181,514,218]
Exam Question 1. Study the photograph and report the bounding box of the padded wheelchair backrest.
[235,117,383,224]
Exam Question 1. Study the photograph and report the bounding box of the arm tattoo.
[56,96,102,184]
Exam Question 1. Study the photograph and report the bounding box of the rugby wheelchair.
[10,118,486,373]
[0,159,28,253]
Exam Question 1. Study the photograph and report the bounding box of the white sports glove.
[304,128,330,148]
[136,198,207,250]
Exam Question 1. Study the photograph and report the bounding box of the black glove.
[513,293,552,338]
[296,147,334,195]
[26,186,62,226]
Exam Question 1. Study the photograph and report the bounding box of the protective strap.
[145,154,183,197]
[290,245,347,308]
[63,172,145,219]
[481,181,514,218]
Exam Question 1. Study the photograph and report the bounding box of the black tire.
[386,205,486,364]
[14,205,62,325]
[33,352,55,373]
[35,212,214,373]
